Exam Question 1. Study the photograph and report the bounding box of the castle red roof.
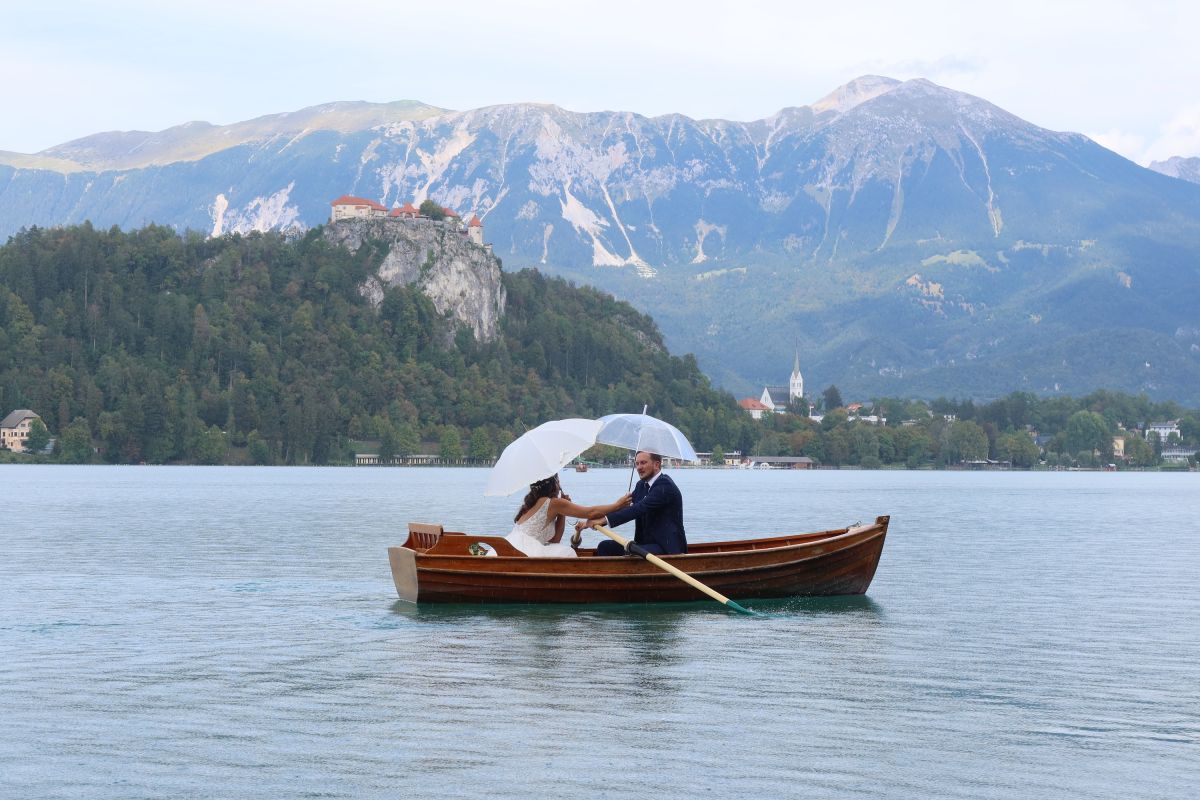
[330,195,387,211]
[468,215,483,227]
[442,207,459,218]
[739,398,770,411]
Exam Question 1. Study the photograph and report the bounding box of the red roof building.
[330,195,388,222]
[738,398,770,420]
[389,202,420,218]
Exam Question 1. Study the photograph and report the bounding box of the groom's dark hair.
[639,451,663,465]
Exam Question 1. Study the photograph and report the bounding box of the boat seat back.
[407,522,444,551]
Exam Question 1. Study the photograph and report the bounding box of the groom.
[584,451,687,556]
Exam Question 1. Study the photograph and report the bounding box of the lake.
[1,466,1197,798]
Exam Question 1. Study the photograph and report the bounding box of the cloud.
[1085,129,1147,163]
[1142,105,1200,164]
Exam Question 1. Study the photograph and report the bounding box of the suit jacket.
[606,472,687,554]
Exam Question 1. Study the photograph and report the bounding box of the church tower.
[789,350,804,403]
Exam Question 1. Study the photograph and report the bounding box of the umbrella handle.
[628,406,647,491]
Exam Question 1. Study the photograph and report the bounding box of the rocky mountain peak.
[1149,155,1200,184]
[810,75,902,115]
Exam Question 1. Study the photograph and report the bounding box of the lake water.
[1,465,1197,798]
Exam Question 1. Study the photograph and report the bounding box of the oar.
[594,525,754,615]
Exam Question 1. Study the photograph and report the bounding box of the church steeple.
[789,349,804,403]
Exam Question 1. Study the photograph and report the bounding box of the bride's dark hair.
[514,475,560,522]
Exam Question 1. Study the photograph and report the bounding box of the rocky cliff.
[322,217,505,342]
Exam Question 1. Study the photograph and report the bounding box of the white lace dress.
[505,499,577,558]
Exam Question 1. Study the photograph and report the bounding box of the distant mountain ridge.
[2,77,1199,403]
[1150,155,1200,185]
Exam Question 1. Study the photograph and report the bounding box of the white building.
[1145,421,1181,441]
[1,409,41,452]
[759,352,805,414]
[330,195,388,221]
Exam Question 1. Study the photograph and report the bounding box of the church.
[738,353,805,418]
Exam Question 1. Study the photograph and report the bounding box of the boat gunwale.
[406,521,887,578]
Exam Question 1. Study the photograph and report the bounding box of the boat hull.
[389,516,888,604]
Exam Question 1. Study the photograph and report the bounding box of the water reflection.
[388,601,699,697]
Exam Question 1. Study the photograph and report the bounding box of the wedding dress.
[505,499,577,558]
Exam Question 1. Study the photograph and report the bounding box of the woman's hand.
[618,492,632,508]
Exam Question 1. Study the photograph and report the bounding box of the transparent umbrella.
[483,418,603,497]
[595,412,699,462]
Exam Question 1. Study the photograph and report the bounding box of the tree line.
[2,224,1196,469]
[0,223,755,464]
[744,389,1199,469]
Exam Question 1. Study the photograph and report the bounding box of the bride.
[506,475,630,558]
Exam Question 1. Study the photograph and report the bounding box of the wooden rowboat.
[388,515,889,604]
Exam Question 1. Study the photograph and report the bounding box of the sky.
[2,0,1197,166]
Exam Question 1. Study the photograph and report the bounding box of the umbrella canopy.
[595,413,699,462]
[484,418,603,496]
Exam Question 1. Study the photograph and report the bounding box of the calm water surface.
[1,466,1197,798]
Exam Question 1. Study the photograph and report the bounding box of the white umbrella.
[483,418,603,496]
[595,412,699,462]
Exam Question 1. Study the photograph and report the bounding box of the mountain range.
[3,77,1200,404]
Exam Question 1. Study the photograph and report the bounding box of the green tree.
[822,385,844,411]
[943,420,989,463]
[247,430,273,465]
[1179,415,1199,445]
[1064,411,1111,457]
[378,421,399,463]
[439,427,463,460]
[395,422,419,457]
[469,428,494,461]
[25,418,50,453]
[820,408,848,432]
[419,199,446,221]
[196,425,227,465]
[59,417,93,463]
[710,445,725,465]
[1123,433,1156,467]
[996,431,1040,468]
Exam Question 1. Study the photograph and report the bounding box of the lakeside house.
[742,455,816,469]
[1,409,41,452]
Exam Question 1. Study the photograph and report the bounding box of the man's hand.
[584,516,608,530]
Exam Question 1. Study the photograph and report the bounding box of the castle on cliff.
[329,196,486,247]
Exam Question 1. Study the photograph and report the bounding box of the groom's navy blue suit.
[597,472,687,556]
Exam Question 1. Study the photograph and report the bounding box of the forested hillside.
[0,224,755,464]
